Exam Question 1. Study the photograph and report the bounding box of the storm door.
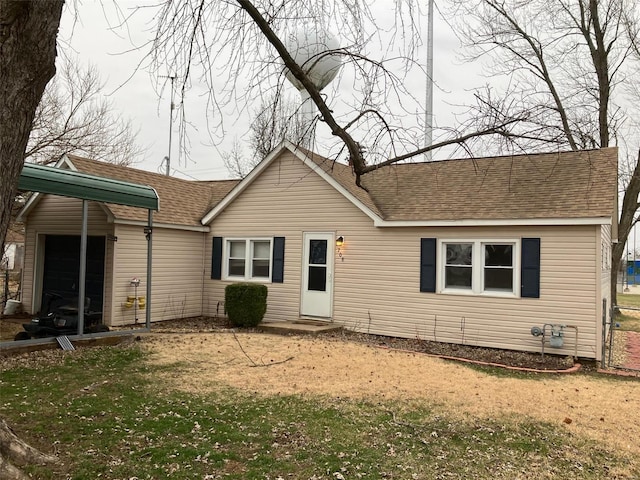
[300,232,334,318]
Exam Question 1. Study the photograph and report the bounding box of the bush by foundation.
[225,283,267,327]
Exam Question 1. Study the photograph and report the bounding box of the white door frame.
[300,232,334,319]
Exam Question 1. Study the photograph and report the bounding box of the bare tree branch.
[449,0,640,303]
[147,1,517,187]
[26,55,145,166]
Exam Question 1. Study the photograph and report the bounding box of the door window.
[308,239,327,291]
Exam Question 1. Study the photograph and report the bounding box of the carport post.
[77,199,88,336]
[145,209,153,329]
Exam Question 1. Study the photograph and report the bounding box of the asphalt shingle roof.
[65,146,616,227]
[67,155,239,227]
[303,147,617,221]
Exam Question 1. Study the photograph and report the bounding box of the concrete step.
[257,321,342,336]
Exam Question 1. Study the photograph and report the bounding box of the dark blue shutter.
[211,237,223,280]
[420,238,437,293]
[272,237,285,283]
[521,238,540,298]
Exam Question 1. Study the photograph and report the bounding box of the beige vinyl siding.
[597,224,612,360]
[110,224,205,326]
[205,151,602,359]
[22,195,113,318]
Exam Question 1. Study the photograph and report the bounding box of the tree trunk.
[611,150,640,306]
[0,0,64,253]
[0,419,59,479]
[0,1,64,477]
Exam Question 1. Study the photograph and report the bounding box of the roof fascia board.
[372,217,612,228]
[58,155,76,170]
[114,218,210,232]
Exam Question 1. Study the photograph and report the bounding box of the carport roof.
[18,162,159,211]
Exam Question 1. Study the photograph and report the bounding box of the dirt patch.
[142,317,580,370]
[135,319,640,457]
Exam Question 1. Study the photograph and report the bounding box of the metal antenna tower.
[425,0,434,161]
[161,75,177,176]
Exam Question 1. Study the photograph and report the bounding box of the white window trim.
[223,237,273,282]
[437,239,520,297]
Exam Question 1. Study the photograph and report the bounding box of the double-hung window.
[440,240,517,295]
[483,244,514,292]
[444,243,473,290]
[225,239,272,281]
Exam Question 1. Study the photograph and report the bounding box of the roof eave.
[113,218,210,232]
[373,216,613,228]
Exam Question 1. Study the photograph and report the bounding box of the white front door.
[300,232,334,318]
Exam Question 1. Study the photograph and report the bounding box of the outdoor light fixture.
[336,236,345,247]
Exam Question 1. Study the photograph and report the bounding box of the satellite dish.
[283,25,341,92]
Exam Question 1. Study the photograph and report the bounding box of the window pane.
[485,244,513,267]
[445,266,472,288]
[253,241,270,259]
[229,241,246,258]
[228,259,245,276]
[308,266,327,291]
[252,259,270,278]
[485,268,513,291]
[309,240,327,265]
[446,243,472,265]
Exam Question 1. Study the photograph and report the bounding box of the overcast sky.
[58,1,488,181]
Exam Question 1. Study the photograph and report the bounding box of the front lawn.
[0,343,637,479]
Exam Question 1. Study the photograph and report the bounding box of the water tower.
[283,24,341,147]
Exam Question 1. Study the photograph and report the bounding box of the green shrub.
[225,283,268,327]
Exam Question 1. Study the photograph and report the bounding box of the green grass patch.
[615,310,640,332]
[615,293,640,332]
[617,293,640,308]
[1,344,636,479]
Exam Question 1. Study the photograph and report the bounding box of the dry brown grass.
[142,331,640,459]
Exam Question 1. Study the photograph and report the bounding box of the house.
[201,143,617,360]
[17,155,237,324]
[18,143,617,360]
[2,228,24,273]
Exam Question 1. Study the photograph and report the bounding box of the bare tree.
[448,0,640,304]
[249,96,309,162]
[222,137,251,178]
[27,55,144,166]
[148,0,516,187]
[223,96,310,178]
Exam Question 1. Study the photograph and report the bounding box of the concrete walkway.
[621,331,640,371]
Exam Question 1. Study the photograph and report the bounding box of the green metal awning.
[18,163,159,211]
